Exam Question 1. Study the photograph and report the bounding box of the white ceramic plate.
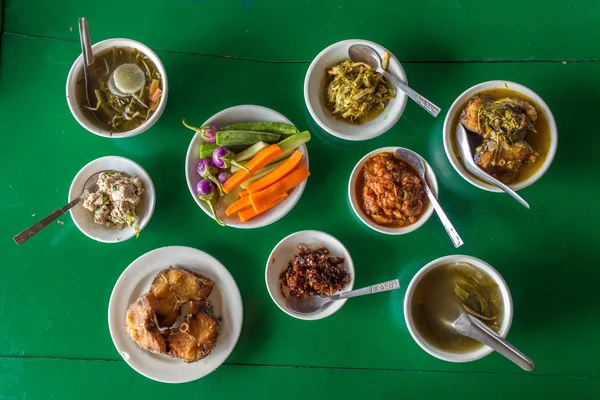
[108,246,243,383]
[68,156,155,243]
[348,147,438,235]
[304,39,408,141]
[442,80,558,192]
[185,105,309,228]
[265,230,355,320]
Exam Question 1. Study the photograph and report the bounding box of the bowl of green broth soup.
[404,255,513,363]
[66,38,168,138]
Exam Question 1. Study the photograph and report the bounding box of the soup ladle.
[449,310,535,371]
[456,123,530,209]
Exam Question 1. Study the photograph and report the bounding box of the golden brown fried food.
[475,139,538,182]
[150,267,214,327]
[124,293,167,355]
[167,301,219,363]
[460,95,493,135]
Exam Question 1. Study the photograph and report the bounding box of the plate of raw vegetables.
[184,105,311,228]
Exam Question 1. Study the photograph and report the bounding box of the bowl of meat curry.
[348,147,438,235]
[443,81,557,192]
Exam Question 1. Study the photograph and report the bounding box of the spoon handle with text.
[332,279,400,301]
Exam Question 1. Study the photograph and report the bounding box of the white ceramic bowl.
[108,246,243,383]
[304,39,408,141]
[265,230,355,320]
[348,147,438,235]
[404,255,513,363]
[68,156,155,243]
[442,80,558,192]
[185,105,309,229]
[66,38,168,138]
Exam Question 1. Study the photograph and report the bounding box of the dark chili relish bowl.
[265,230,355,320]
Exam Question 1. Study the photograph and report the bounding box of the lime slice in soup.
[112,63,146,94]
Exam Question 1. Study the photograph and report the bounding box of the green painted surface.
[4,0,600,61]
[1,358,599,399]
[1,0,599,398]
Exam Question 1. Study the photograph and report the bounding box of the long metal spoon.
[286,279,400,314]
[13,171,104,245]
[348,44,441,117]
[451,311,534,371]
[78,17,95,108]
[394,148,463,248]
[456,123,530,209]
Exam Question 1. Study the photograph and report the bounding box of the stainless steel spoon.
[394,148,463,248]
[78,17,95,108]
[13,171,104,245]
[450,311,535,371]
[348,44,441,117]
[456,123,530,209]
[286,279,400,314]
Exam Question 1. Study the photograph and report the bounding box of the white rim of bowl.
[403,255,514,363]
[264,230,356,321]
[348,147,438,235]
[68,156,156,243]
[65,38,168,138]
[442,80,558,192]
[184,104,308,229]
[304,39,408,141]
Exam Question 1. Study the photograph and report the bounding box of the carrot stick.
[222,144,284,194]
[249,166,310,211]
[225,196,251,216]
[149,88,162,103]
[148,79,160,97]
[239,190,249,198]
[247,150,303,194]
[238,193,288,222]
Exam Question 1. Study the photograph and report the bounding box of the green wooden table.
[1,0,600,398]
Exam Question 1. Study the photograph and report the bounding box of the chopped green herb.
[325,56,395,123]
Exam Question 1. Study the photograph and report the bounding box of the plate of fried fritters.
[108,246,243,383]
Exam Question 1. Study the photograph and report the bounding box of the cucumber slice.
[235,141,269,162]
[220,187,242,207]
[277,131,311,154]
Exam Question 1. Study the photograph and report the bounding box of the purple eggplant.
[216,171,231,185]
[212,146,250,172]
[182,119,218,143]
[197,158,224,194]
[195,179,224,226]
